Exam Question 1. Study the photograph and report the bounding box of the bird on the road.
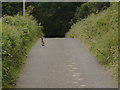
[40,38,45,46]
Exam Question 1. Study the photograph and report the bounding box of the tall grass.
[66,3,118,81]
[2,14,44,88]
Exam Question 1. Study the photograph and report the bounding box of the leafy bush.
[74,2,110,21]
[2,15,44,88]
[66,3,118,81]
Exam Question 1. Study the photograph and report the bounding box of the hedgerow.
[66,3,118,81]
[2,14,44,88]
[74,2,110,22]
[0,22,2,89]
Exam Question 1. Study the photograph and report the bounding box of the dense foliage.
[2,2,110,37]
[2,15,43,88]
[2,2,23,16]
[0,22,2,89]
[66,3,118,81]
[29,2,83,37]
[73,2,110,22]
[2,2,83,37]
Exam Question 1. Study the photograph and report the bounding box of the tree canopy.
[2,2,110,37]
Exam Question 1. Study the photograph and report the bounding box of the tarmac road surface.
[16,38,117,88]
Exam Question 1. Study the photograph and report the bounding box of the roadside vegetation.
[66,3,118,82]
[2,14,44,88]
[2,2,118,88]
[3,2,83,37]
[0,21,2,89]
[73,2,110,23]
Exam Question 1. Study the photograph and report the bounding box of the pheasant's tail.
[41,40,45,46]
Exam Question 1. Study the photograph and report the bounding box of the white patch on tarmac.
[72,73,82,77]
[72,67,79,70]
[71,62,76,65]
[80,84,87,87]
[72,74,77,77]
[77,78,84,81]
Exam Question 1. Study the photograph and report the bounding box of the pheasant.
[40,38,45,46]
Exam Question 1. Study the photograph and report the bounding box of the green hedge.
[66,3,118,81]
[2,15,44,88]
[74,2,110,21]
[0,22,2,89]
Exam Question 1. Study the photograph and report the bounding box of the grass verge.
[2,14,44,88]
[66,3,118,82]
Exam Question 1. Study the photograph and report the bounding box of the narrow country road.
[16,38,117,88]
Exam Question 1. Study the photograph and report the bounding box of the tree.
[74,2,110,21]
[2,2,83,37]
[29,2,83,37]
[2,2,23,16]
